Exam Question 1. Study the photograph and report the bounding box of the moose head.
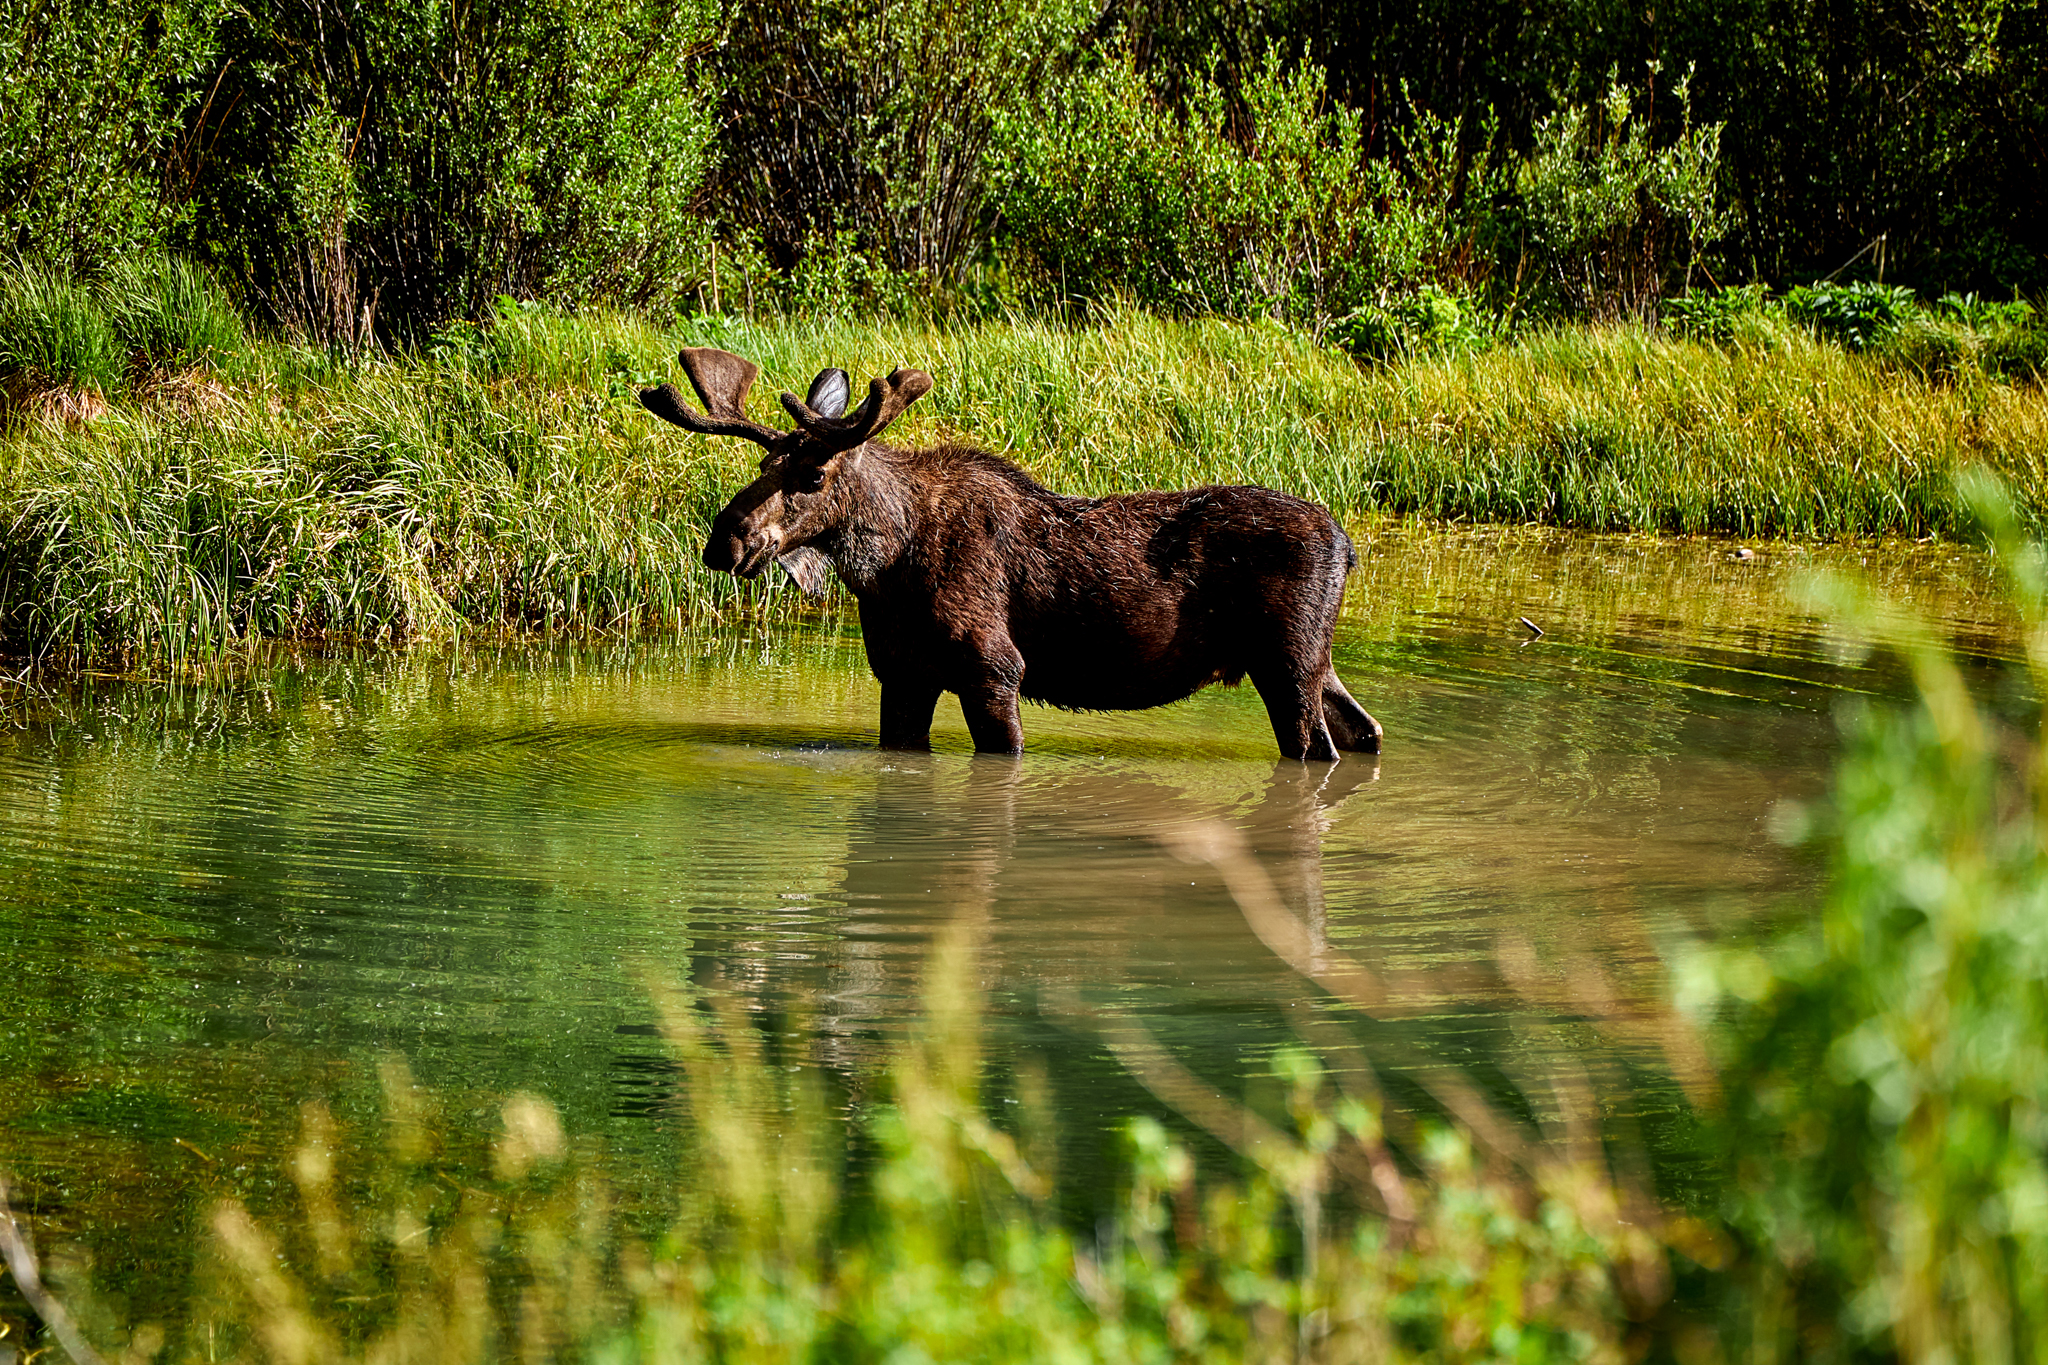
[639,348,931,595]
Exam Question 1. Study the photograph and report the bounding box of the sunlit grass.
[4,304,2045,662]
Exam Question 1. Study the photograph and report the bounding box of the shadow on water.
[0,522,2031,1318]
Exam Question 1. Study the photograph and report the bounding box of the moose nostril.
[703,535,738,571]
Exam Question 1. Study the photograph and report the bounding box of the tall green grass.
[0,257,244,406]
[100,256,246,376]
[0,264,126,395]
[0,356,768,661]
[492,305,2048,541]
[4,303,2047,662]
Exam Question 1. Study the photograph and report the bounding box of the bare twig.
[0,1175,108,1365]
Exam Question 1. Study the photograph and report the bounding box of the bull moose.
[640,347,1381,762]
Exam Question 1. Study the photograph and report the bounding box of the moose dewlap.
[641,347,1381,761]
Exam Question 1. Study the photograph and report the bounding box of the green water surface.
[0,524,2020,1316]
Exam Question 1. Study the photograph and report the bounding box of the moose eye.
[786,463,828,494]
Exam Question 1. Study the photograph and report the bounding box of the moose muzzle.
[702,507,783,579]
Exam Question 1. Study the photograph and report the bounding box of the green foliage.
[6,0,2045,332]
[1938,292,2038,333]
[1663,279,2048,383]
[1784,281,1921,351]
[1332,285,1497,361]
[1661,284,1771,346]
[1501,69,1731,322]
[992,48,1438,329]
[1688,473,2048,1361]
[711,0,1094,291]
[0,262,124,395]
[0,0,226,271]
[992,54,1732,336]
[185,0,723,340]
[0,256,243,415]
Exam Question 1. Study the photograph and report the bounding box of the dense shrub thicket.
[1,0,2042,343]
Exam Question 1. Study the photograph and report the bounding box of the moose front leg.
[959,683,1024,753]
[879,680,943,750]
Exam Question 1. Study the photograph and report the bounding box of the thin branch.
[0,1175,109,1365]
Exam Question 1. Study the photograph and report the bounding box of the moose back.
[641,348,1380,762]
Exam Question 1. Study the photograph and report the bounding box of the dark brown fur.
[642,349,1381,761]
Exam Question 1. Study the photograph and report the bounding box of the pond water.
[0,523,2022,1314]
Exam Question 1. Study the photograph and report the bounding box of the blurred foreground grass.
[3,301,2047,663]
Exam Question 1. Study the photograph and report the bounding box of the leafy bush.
[1783,280,1919,350]
[1332,285,1495,360]
[0,0,226,272]
[710,0,1094,289]
[993,49,1485,333]
[1693,474,2048,1360]
[1874,312,1981,382]
[184,0,725,341]
[992,49,1352,322]
[1499,70,1731,323]
[1661,283,1771,345]
[1936,292,2037,332]
[1665,281,2046,384]
[1937,293,2048,383]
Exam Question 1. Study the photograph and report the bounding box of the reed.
[5,304,2045,662]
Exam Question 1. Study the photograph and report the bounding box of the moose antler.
[639,347,783,446]
[780,367,933,452]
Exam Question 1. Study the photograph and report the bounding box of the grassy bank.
[4,302,2047,661]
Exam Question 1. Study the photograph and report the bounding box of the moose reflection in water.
[675,748,1381,1081]
[641,348,1381,761]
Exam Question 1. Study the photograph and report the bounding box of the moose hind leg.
[1321,674,1383,754]
[1251,664,1339,763]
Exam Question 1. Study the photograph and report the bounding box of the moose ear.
[776,547,830,598]
[780,366,933,450]
[805,368,851,420]
[783,446,839,494]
